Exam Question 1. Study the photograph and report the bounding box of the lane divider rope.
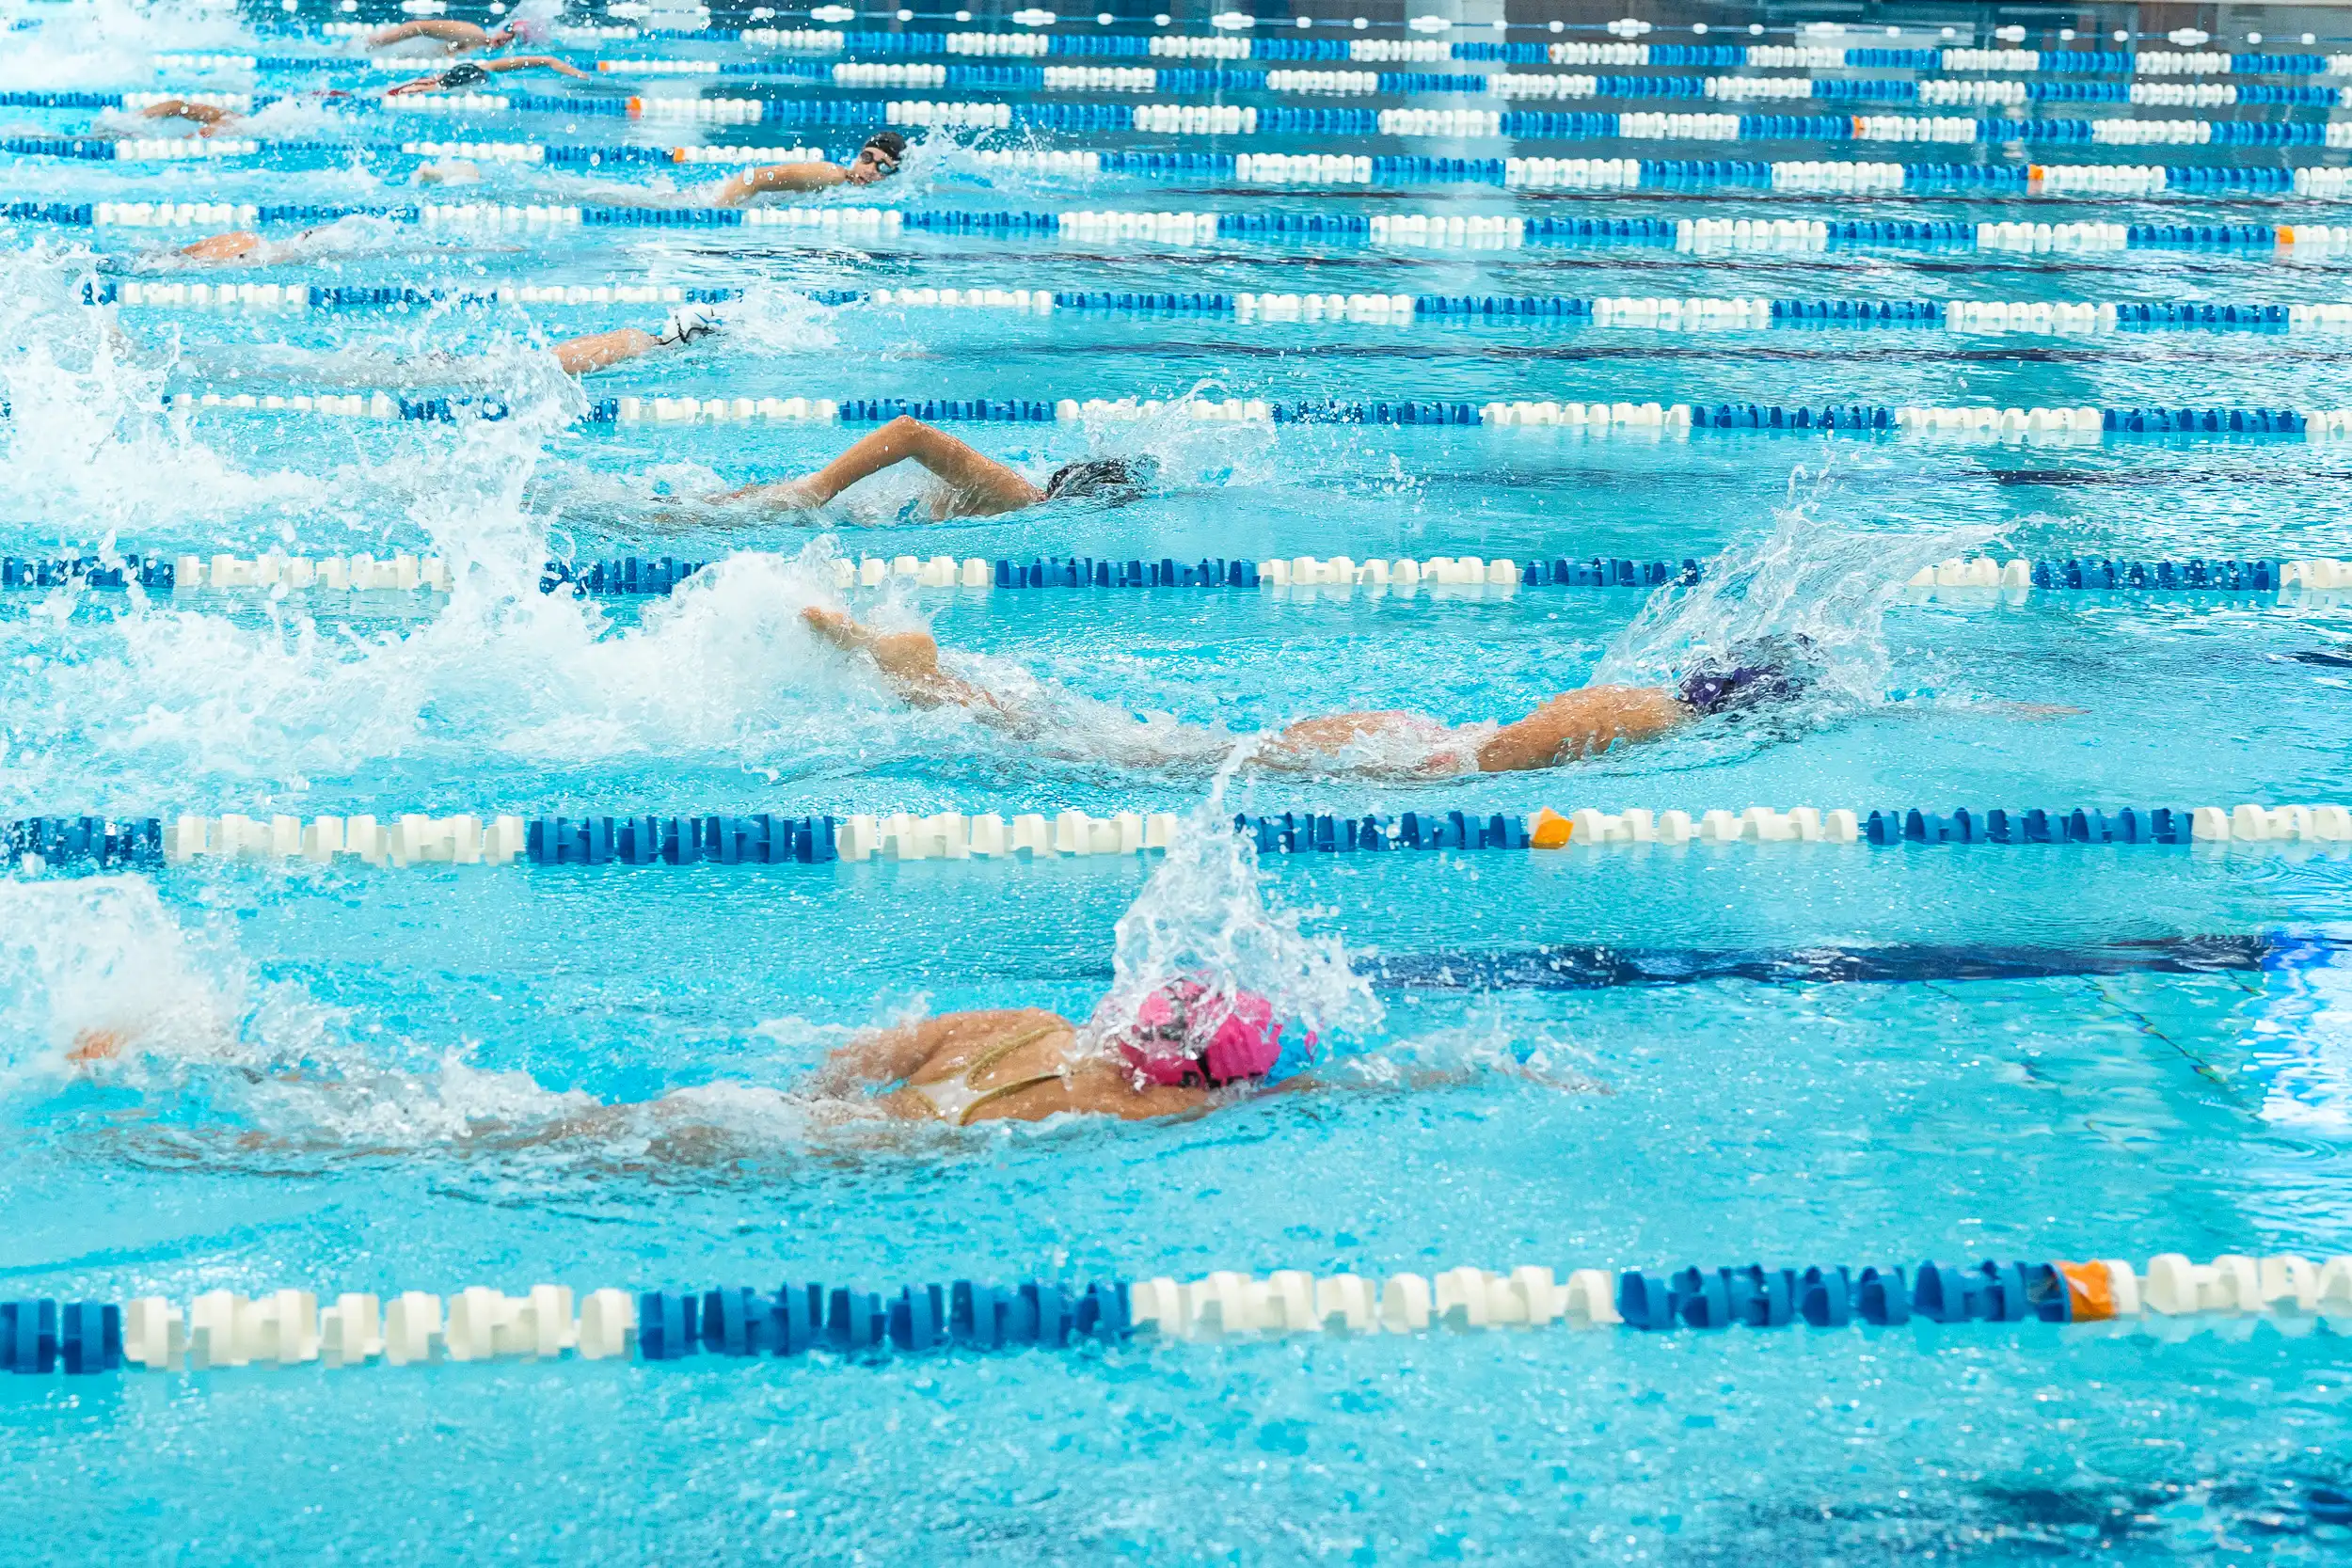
[87,278,2352,327]
[9,135,2338,201]
[570,64,2352,108]
[127,389,2352,440]
[33,200,2352,255]
[13,552,2349,599]
[8,1250,2352,1374]
[27,86,2352,147]
[10,800,2351,876]
[164,30,2352,75]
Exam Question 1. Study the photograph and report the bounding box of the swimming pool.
[7,0,2352,1558]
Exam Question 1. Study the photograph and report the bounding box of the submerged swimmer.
[386,56,594,94]
[803,606,1800,775]
[708,130,907,205]
[713,414,1156,519]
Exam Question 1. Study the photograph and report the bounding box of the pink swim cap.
[506,15,551,42]
[1112,977,1289,1087]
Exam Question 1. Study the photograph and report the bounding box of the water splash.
[0,0,248,89]
[1592,462,2002,710]
[1080,764,1382,1068]
[0,239,330,533]
[0,875,259,1082]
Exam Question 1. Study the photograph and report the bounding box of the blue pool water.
[7,0,2352,1558]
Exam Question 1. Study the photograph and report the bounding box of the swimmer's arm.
[708,161,846,205]
[139,99,234,129]
[730,416,1043,517]
[485,55,594,80]
[1472,686,1691,773]
[368,20,497,49]
[802,606,1024,726]
[550,325,661,376]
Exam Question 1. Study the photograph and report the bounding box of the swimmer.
[134,98,246,138]
[386,56,593,95]
[808,978,1295,1125]
[712,414,1155,519]
[366,18,548,54]
[70,976,1305,1130]
[802,606,1801,775]
[707,130,907,205]
[110,254,723,376]
[546,305,723,374]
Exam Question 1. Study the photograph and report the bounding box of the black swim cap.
[437,61,490,88]
[1043,454,1157,501]
[861,130,907,163]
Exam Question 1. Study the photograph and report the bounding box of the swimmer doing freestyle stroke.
[802,606,1803,775]
[707,130,909,204]
[103,270,727,377]
[132,54,585,148]
[364,17,554,55]
[68,975,1545,1156]
[710,414,1155,519]
[384,56,594,95]
[67,977,1292,1129]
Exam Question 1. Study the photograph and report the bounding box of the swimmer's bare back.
[802,608,1690,774]
[1243,688,1691,775]
[175,230,265,262]
[812,1007,1216,1123]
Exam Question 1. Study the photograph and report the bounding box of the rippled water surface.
[6,0,2352,1560]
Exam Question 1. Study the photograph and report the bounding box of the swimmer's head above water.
[845,131,906,184]
[1042,452,1158,503]
[1672,634,1820,718]
[1099,976,1295,1087]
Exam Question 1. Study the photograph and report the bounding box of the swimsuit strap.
[958,1020,1072,1085]
[954,1070,1067,1126]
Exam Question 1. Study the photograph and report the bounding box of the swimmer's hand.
[802,604,873,652]
[66,1027,129,1069]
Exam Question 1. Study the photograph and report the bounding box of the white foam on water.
[1078,767,1382,1069]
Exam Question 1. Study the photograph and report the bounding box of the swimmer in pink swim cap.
[803,976,1299,1126]
[66,974,1293,1130]
[1101,976,1292,1088]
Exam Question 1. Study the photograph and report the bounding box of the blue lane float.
[33,200,2339,260]
[5,553,2332,599]
[11,796,2350,876]
[197,24,2352,76]
[15,1247,2352,1371]
[73,281,2334,334]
